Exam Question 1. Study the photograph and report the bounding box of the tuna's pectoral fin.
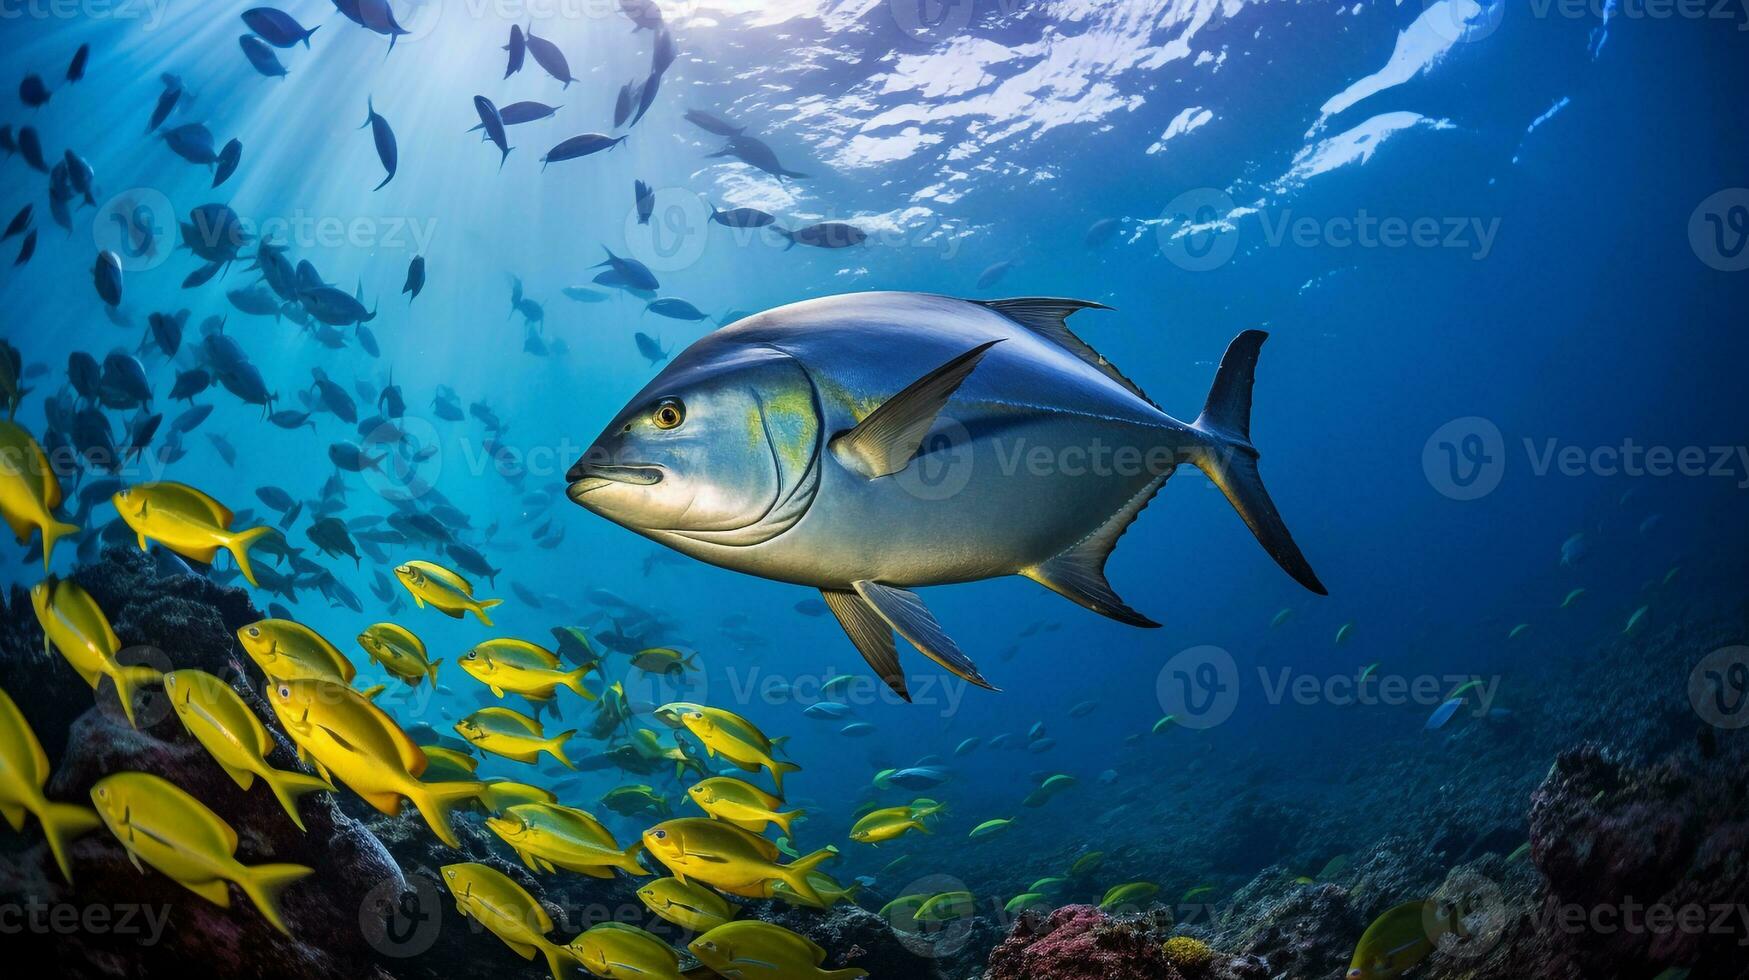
[1021,476,1164,628]
[828,341,1000,479]
[852,582,997,691]
[820,589,908,701]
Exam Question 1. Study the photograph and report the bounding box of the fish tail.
[772,807,803,835]
[1186,330,1326,596]
[112,664,164,729]
[535,938,572,980]
[260,766,332,832]
[302,25,318,48]
[225,525,276,587]
[38,516,80,569]
[562,666,597,700]
[426,658,442,685]
[405,780,485,848]
[236,861,314,935]
[770,758,801,795]
[616,841,647,876]
[472,597,503,625]
[782,847,839,905]
[545,730,577,769]
[34,800,100,883]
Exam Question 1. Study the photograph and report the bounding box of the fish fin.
[187,877,233,907]
[0,803,23,830]
[111,665,164,729]
[781,847,839,906]
[772,808,803,836]
[489,685,504,698]
[404,780,484,848]
[360,791,404,815]
[537,939,571,980]
[852,581,997,691]
[1186,331,1326,595]
[546,730,577,769]
[1020,475,1165,627]
[218,760,256,791]
[820,589,908,701]
[225,525,275,587]
[38,517,79,569]
[472,597,502,625]
[427,659,442,684]
[563,666,597,701]
[828,340,1001,479]
[260,767,331,832]
[35,801,100,883]
[236,862,313,935]
[770,759,801,796]
[973,297,1146,404]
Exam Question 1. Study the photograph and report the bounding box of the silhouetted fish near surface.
[711,206,775,228]
[633,332,670,365]
[360,97,397,190]
[242,8,318,47]
[2,206,29,241]
[355,0,410,51]
[473,96,512,168]
[634,180,654,224]
[163,123,218,165]
[709,135,808,180]
[467,100,559,131]
[541,133,624,170]
[403,255,425,301]
[147,83,180,132]
[92,252,123,307]
[620,0,663,30]
[779,222,866,250]
[213,138,242,186]
[503,25,525,77]
[565,293,1326,699]
[20,74,51,107]
[523,28,575,87]
[18,126,46,171]
[13,230,34,266]
[594,246,658,292]
[646,298,708,321]
[686,109,743,137]
[239,34,288,77]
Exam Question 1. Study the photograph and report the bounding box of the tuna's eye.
[651,399,684,430]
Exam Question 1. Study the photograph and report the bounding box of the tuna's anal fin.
[828,341,1000,479]
[820,589,908,701]
[852,581,997,691]
[1021,475,1165,628]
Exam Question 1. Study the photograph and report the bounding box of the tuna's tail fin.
[111,664,163,728]
[226,525,276,587]
[35,800,101,883]
[236,861,314,936]
[39,517,80,570]
[1187,330,1326,596]
[405,780,486,848]
[260,766,332,832]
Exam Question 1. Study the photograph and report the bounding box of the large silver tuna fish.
[566,292,1324,699]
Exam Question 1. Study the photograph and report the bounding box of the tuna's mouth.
[565,462,663,500]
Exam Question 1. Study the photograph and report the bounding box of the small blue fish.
[238,34,288,78]
[1426,697,1465,731]
[360,97,397,190]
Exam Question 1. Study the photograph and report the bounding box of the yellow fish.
[394,560,502,624]
[656,701,798,794]
[637,876,738,933]
[30,576,161,727]
[112,482,274,586]
[163,669,331,831]
[642,817,838,905]
[771,870,862,909]
[441,862,573,980]
[455,706,575,768]
[237,618,356,685]
[602,783,671,818]
[0,684,101,882]
[477,779,556,813]
[356,623,440,686]
[459,638,594,702]
[689,920,868,980]
[565,923,685,980]
[688,776,804,835]
[90,771,313,935]
[266,678,481,847]
[0,420,79,569]
[848,799,942,844]
[420,745,480,781]
[1347,898,1465,979]
[631,646,698,675]
[487,801,647,877]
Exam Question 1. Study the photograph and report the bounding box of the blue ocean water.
[3,0,1749,972]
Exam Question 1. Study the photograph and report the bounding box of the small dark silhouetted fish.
[18,126,46,171]
[328,441,383,472]
[170,404,213,434]
[403,254,425,301]
[228,285,281,317]
[20,74,51,107]
[468,100,559,131]
[709,134,809,180]
[361,97,397,190]
[473,96,512,168]
[523,28,574,87]
[1084,217,1120,248]
[67,44,90,82]
[213,138,242,187]
[541,133,624,170]
[977,260,1013,289]
[242,7,318,48]
[239,34,288,77]
[594,246,659,291]
[15,229,37,265]
[634,179,654,224]
[620,0,663,30]
[148,310,186,357]
[355,0,410,51]
[646,298,707,321]
[183,261,222,288]
[634,332,670,365]
[685,109,742,137]
[614,80,637,128]
[169,369,209,402]
[62,152,94,203]
[93,251,123,307]
[163,123,218,165]
[2,206,29,240]
[206,432,237,466]
[710,205,775,228]
[147,83,180,133]
[503,24,525,78]
[780,222,866,250]
[562,286,607,303]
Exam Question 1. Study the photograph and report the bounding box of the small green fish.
[1098,881,1159,910]
[1560,587,1586,608]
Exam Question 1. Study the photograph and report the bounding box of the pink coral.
[986,905,1177,980]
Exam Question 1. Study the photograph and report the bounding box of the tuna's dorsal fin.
[829,341,1000,479]
[973,297,1157,409]
[1021,475,1165,627]
[820,589,908,702]
[852,582,997,691]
